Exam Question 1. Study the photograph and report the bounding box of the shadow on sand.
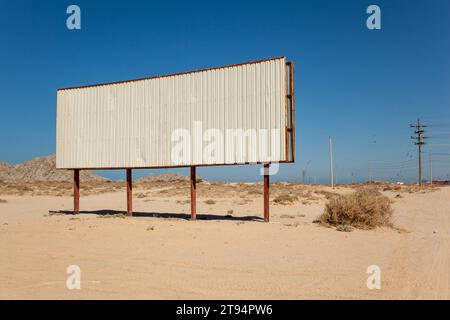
[50,209,264,222]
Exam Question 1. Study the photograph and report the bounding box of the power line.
[410,118,428,186]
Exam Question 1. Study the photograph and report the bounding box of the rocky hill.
[0,155,106,182]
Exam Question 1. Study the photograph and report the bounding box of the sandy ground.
[0,183,449,299]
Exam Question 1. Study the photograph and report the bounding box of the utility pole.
[368,160,372,184]
[429,151,433,186]
[329,136,334,188]
[410,118,428,186]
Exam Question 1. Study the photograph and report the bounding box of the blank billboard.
[56,56,294,169]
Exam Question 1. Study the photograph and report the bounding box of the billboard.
[56,57,294,169]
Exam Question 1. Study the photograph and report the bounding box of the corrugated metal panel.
[56,57,287,169]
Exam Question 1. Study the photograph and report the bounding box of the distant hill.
[0,154,106,182]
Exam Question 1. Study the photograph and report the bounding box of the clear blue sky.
[1,0,449,183]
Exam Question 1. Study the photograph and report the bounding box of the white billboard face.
[56,57,294,169]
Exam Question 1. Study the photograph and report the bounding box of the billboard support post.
[126,169,132,216]
[74,169,79,214]
[264,163,270,223]
[190,166,197,220]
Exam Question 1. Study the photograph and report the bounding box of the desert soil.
[0,182,449,299]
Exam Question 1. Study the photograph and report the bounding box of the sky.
[0,0,449,183]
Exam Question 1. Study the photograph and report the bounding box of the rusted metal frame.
[72,164,272,222]
[190,166,196,220]
[126,168,132,216]
[58,56,286,91]
[289,61,295,162]
[284,62,289,161]
[263,163,270,223]
[284,61,295,163]
[73,169,79,214]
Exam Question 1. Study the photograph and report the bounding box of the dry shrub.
[319,189,393,230]
[314,190,339,200]
[336,224,353,232]
[273,194,298,205]
[204,199,216,205]
[0,198,7,203]
[305,193,319,201]
[383,185,401,191]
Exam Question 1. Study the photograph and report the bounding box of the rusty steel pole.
[74,169,80,214]
[126,169,132,216]
[263,163,270,223]
[190,166,197,220]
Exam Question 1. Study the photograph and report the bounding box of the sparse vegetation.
[227,209,234,215]
[0,198,7,203]
[273,194,298,205]
[314,190,339,200]
[204,199,216,205]
[247,189,263,195]
[383,185,401,191]
[318,189,393,230]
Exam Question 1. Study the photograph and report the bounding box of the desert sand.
[0,181,449,299]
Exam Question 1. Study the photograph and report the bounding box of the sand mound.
[0,154,105,182]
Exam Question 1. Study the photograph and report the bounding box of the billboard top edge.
[57,56,286,92]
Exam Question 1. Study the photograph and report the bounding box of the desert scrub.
[204,199,216,205]
[273,194,298,205]
[319,188,393,230]
[314,190,339,200]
